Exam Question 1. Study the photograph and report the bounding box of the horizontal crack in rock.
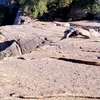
[82,50,100,53]
[10,93,100,99]
[51,57,100,66]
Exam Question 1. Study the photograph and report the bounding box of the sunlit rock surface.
[0,20,100,100]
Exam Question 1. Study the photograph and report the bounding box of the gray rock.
[14,7,32,25]
[1,20,100,60]
[0,38,100,99]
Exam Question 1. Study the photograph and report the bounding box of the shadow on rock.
[0,40,15,52]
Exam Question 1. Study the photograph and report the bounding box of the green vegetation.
[71,0,100,14]
[9,0,100,20]
[14,0,73,19]
[24,0,48,18]
[0,0,100,25]
[90,3,100,14]
[15,0,48,18]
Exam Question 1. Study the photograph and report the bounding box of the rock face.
[0,20,100,100]
[0,24,53,59]
[14,7,32,25]
[0,20,100,59]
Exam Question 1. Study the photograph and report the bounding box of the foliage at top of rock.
[14,0,73,19]
[13,0,100,20]
[70,0,100,20]
[0,0,100,25]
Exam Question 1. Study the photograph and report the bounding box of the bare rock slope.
[0,20,100,100]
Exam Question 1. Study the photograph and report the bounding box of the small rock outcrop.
[14,7,32,25]
[89,28,100,38]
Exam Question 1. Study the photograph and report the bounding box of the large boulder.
[0,25,52,59]
[0,22,66,60]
